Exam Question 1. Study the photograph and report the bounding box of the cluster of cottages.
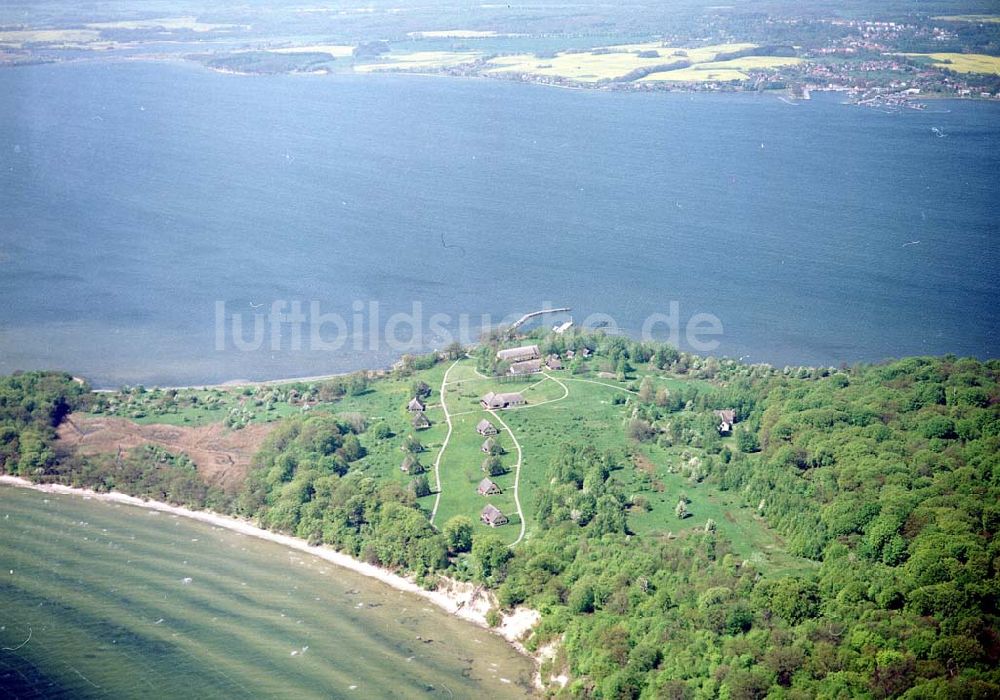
[497,344,571,377]
[475,417,508,527]
[398,343,593,530]
[407,396,431,430]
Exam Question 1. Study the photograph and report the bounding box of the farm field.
[640,56,804,82]
[933,14,1000,23]
[904,52,1000,75]
[355,51,482,72]
[484,42,765,82]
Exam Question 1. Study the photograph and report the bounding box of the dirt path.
[488,408,526,547]
[558,376,637,394]
[430,359,461,525]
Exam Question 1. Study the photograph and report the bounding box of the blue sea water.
[0,61,997,387]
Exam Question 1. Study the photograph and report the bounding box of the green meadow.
[310,355,813,572]
[80,351,813,575]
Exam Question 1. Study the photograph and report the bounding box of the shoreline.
[91,366,390,393]
[6,57,998,105]
[0,475,544,678]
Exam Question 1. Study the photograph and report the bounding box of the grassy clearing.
[433,408,521,541]
[485,42,758,82]
[354,51,482,72]
[623,443,817,576]
[430,359,810,573]
[904,52,1000,75]
[86,385,328,428]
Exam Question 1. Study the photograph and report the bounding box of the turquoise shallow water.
[0,485,535,698]
[0,61,997,386]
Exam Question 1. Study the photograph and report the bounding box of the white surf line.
[0,475,543,655]
[487,409,526,547]
[558,376,638,394]
[429,359,461,525]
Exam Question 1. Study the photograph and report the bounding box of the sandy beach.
[0,475,542,666]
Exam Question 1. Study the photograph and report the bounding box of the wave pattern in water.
[0,485,534,697]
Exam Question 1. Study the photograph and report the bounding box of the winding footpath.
[429,359,461,525]
[430,364,574,547]
[559,376,637,394]
[434,368,571,546]
[487,408,526,547]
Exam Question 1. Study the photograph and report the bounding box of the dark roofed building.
[407,397,426,412]
[480,392,526,410]
[496,345,541,363]
[508,359,542,376]
[412,412,431,430]
[481,437,503,454]
[401,454,423,474]
[481,503,509,527]
[477,478,502,496]
[476,419,498,436]
[714,409,737,434]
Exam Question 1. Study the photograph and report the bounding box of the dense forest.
[1,348,997,698]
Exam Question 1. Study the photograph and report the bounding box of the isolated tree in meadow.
[616,356,631,382]
[443,341,465,360]
[482,455,505,476]
[410,380,432,399]
[402,434,423,454]
[736,427,760,453]
[408,475,431,498]
[371,422,393,440]
[654,387,670,407]
[675,499,689,519]
[637,376,654,404]
[484,439,505,456]
[442,515,474,554]
[627,418,655,443]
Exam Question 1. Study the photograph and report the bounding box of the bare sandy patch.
[56,414,273,489]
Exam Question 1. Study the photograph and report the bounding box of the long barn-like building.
[496,345,541,363]
[481,392,526,410]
